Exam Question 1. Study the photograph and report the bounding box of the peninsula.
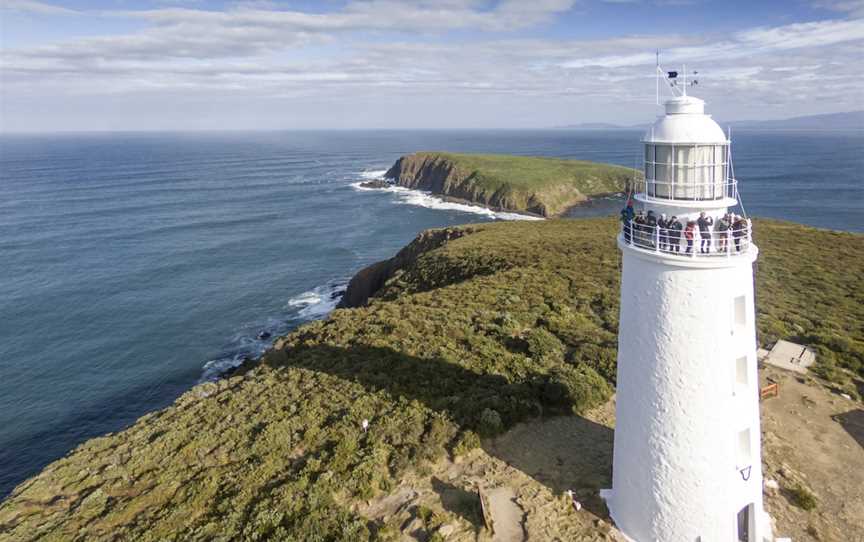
[1,218,861,541]
[375,152,636,217]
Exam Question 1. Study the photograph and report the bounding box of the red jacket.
[684,224,696,240]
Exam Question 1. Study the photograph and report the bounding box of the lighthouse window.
[736,356,749,386]
[734,295,747,328]
[738,428,752,462]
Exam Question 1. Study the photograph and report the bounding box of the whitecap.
[358,169,389,180]
[350,168,542,221]
[198,281,346,382]
[285,281,346,319]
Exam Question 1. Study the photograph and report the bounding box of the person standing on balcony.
[732,214,747,252]
[697,211,714,254]
[658,213,670,251]
[684,220,696,254]
[668,216,682,252]
[646,211,658,248]
[717,213,731,253]
[621,203,635,244]
[633,211,646,247]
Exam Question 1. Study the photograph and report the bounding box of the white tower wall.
[610,247,766,541]
[607,88,772,541]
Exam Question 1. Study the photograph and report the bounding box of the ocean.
[1,129,862,497]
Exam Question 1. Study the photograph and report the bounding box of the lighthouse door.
[737,504,753,541]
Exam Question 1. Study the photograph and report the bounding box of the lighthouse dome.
[645,96,727,144]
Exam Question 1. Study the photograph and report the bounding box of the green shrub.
[542,365,612,414]
[452,430,481,457]
[478,408,504,436]
[788,484,817,511]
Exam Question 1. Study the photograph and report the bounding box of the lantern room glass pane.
[693,146,714,198]
[714,145,727,195]
[654,145,672,198]
[644,144,655,192]
[674,146,695,199]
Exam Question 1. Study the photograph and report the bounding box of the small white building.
[604,75,773,541]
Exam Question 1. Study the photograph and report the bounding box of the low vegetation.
[1,217,860,540]
[787,484,818,511]
[753,221,864,387]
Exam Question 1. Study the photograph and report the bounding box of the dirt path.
[486,486,524,542]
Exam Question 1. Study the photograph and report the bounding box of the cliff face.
[337,226,472,308]
[385,153,549,215]
[384,152,635,217]
[385,153,461,194]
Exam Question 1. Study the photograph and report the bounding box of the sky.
[1,0,863,131]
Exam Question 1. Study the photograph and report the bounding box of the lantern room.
[640,95,735,203]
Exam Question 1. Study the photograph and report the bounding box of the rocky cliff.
[384,152,636,217]
[337,226,472,308]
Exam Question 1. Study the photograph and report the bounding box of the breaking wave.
[350,170,542,221]
[199,280,347,382]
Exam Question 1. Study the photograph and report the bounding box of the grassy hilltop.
[1,218,861,540]
[385,152,636,216]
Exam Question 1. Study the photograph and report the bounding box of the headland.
[364,152,636,217]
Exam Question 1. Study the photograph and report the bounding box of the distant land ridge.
[384,152,636,217]
[556,110,864,131]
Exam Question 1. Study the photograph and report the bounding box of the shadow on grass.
[834,409,864,451]
[431,477,484,530]
[483,416,613,519]
[265,343,613,509]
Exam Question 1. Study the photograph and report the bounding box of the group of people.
[621,203,750,254]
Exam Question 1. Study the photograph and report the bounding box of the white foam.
[199,282,346,382]
[373,184,543,221]
[351,167,542,221]
[285,282,345,319]
[358,169,388,180]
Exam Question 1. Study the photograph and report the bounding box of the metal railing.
[636,177,738,202]
[620,220,753,257]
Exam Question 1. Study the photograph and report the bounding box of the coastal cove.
[1,129,862,500]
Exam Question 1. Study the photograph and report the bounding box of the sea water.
[1,129,861,497]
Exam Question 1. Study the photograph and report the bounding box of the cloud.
[812,0,864,17]
[1,1,863,130]
[0,0,77,15]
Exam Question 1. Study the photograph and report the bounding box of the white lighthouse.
[604,71,773,542]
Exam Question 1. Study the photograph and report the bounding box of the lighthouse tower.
[605,76,772,541]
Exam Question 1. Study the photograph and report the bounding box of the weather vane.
[656,50,699,103]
